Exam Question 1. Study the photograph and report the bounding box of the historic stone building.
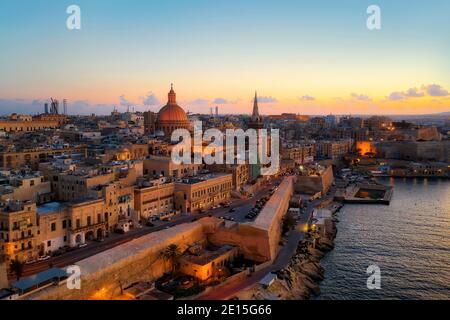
[154,85,191,137]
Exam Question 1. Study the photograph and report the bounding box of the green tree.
[10,258,25,281]
[163,244,182,275]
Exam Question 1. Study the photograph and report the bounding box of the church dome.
[157,104,188,122]
[156,84,189,123]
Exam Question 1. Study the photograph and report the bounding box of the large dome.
[155,84,191,137]
[157,103,188,122]
[156,84,189,122]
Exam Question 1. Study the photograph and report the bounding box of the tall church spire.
[252,91,259,118]
[249,91,263,129]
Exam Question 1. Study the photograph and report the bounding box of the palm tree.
[10,258,25,281]
[162,244,182,275]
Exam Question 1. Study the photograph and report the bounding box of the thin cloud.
[351,93,371,101]
[388,84,449,101]
[405,88,425,97]
[258,96,278,103]
[141,92,160,106]
[299,95,315,101]
[388,92,405,101]
[119,95,133,106]
[423,84,449,97]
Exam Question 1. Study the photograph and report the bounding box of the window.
[87,216,91,226]
[64,236,67,242]
[76,219,80,228]
[51,223,56,232]
[62,220,67,229]
[30,180,35,186]
[47,240,51,247]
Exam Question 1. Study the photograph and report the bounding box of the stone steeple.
[250,91,263,129]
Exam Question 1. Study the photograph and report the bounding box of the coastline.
[240,202,343,300]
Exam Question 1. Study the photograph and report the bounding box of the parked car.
[146,221,155,227]
[95,238,105,243]
[52,249,64,257]
[114,228,125,234]
[78,243,88,248]
[38,255,51,262]
[25,259,37,265]
[228,208,236,213]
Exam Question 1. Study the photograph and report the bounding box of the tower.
[63,99,68,115]
[248,92,265,179]
[215,106,219,117]
[249,91,264,130]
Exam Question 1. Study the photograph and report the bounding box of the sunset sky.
[0,0,449,115]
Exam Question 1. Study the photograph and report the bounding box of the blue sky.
[0,0,449,115]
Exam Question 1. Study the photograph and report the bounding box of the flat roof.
[182,245,235,266]
[11,268,67,292]
[37,202,67,215]
[178,173,231,185]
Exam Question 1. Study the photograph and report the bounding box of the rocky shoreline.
[244,203,342,300]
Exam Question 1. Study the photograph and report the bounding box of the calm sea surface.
[317,178,450,300]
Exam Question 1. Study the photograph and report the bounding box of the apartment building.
[0,172,52,204]
[143,155,203,178]
[316,139,354,160]
[0,201,38,262]
[174,173,232,213]
[134,179,175,220]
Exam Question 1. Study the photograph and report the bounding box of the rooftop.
[177,173,230,185]
[181,245,235,266]
[11,268,67,294]
[37,202,68,215]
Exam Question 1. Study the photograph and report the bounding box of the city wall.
[209,176,294,262]
[295,166,334,195]
[26,218,221,300]
[376,141,449,162]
